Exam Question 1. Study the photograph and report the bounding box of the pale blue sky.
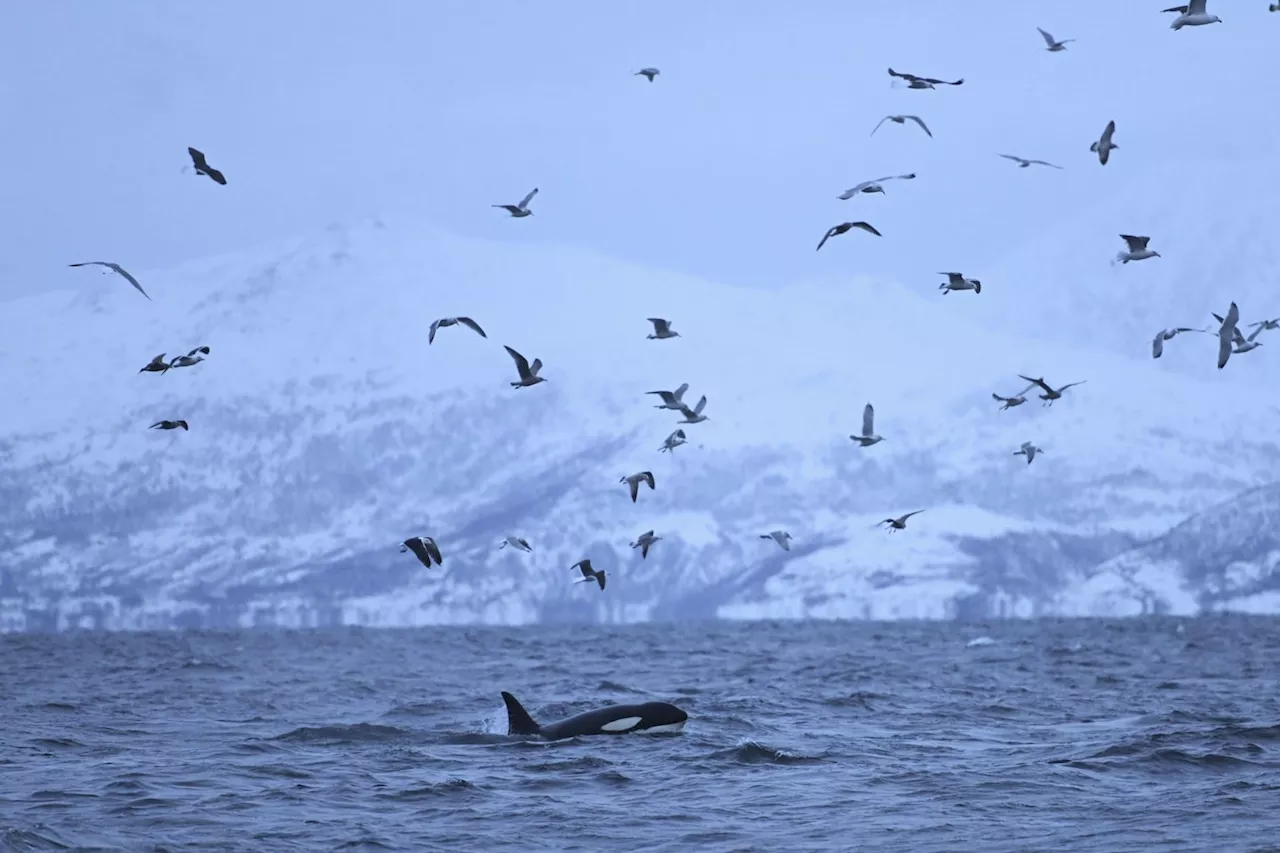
[0,0,1270,301]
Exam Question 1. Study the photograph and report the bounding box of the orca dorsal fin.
[501,691,541,736]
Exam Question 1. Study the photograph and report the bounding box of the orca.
[500,691,688,741]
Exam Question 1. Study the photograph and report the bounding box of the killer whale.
[500,691,688,741]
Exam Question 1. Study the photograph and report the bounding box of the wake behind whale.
[501,691,688,741]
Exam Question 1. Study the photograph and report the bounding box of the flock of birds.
[65,1,1275,598]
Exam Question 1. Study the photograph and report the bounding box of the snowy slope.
[2,175,1280,632]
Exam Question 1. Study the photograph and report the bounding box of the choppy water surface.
[2,617,1279,852]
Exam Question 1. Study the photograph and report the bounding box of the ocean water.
[2,617,1279,853]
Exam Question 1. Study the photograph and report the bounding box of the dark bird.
[149,420,189,431]
[1090,120,1118,166]
[68,261,151,300]
[139,353,171,374]
[1151,327,1203,359]
[187,147,227,185]
[816,221,882,251]
[504,345,547,388]
[630,530,661,559]
[887,68,963,88]
[572,559,607,590]
[880,510,925,532]
[401,536,443,568]
[621,471,656,503]
[635,67,660,82]
[1016,375,1087,406]
[429,316,487,345]
[992,392,1026,411]
[998,154,1063,170]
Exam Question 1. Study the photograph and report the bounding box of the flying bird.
[1216,302,1240,369]
[149,420,189,431]
[1213,310,1265,355]
[139,353,171,375]
[187,147,227,185]
[1164,1,1221,29]
[998,154,1062,170]
[500,535,533,552]
[992,392,1026,411]
[1151,327,1203,359]
[675,395,709,424]
[620,471,656,503]
[851,403,885,447]
[1017,375,1087,406]
[1114,234,1161,264]
[429,316,487,345]
[938,271,981,295]
[631,530,661,559]
[887,68,963,88]
[503,345,546,388]
[635,67,660,81]
[759,530,793,551]
[169,346,210,369]
[493,188,538,218]
[646,318,680,340]
[659,428,688,453]
[871,115,932,138]
[880,510,925,532]
[1036,27,1075,51]
[1013,441,1043,465]
[401,536,443,568]
[816,221,882,251]
[572,559,607,591]
[647,383,689,410]
[838,174,917,200]
[68,261,151,300]
[1247,318,1280,332]
[1090,120,1118,166]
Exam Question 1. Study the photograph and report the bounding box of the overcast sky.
[0,0,1270,302]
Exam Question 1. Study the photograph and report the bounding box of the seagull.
[759,530,793,551]
[1114,234,1161,264]
[1017,375,1087,406]
[851,403,885,447]
[400,536,443,568]
[1247,318,1280,333]
[68,261,151,300]
[493,187,538,218]
[572,559,607,591]
[169,346,210,368]
[187,147,227,185]
[1213,311,1265,354]
[646,318,680,340]
[992,392,1026,410]
[500,535,533,552]
[139,353,171,374]
[838,174,917,199]
[635,67,660,81]
[871,115,932,138]
[631,530,661,559]
[659,428,688,453]
[675,395,709,424]
[816,221,882,251]
[938,271,981,295]
[1164,1,1221,29]
[647,383,690,410]
[503,345,546,388]
[1215,302,1240,368]
[887,68,963,88]
[429,316,486,345]
[1151,327,1203,359]
[149,420,189,431]
[998,154,1063,170]
[1013,441,1043,465]
[1036,27,1075,51]
[880,510,925,532]
[1090,120,1118,166]
[621,471,656,503]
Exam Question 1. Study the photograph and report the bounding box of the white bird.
[1151,327,1203,359]
[851,403,885,447]
[659,428,688,453]
[631,529,661,559]
[429,316,487,345]
[938,271,982,295]
[572,559,607,591]
[1114,234,1161,264]
[1036,26,1075,51]
[879,510,925,532]
[1017,375,1087,406]
[816,221,882,251]
[1090,120,1118,166]
[401,536,443,568]
[838,173,917,200]
[759,530,793,551]
[676,395,709,424]
[493,187,538,217]
[500,535,533,552]
[1164,1,1221,30]
[504,345,546,388]
[871,115,932,138]
[992,392,1026,411]
[1215,302,1240,369]
[620,471,656,503]
[635,67,660,82]
[887,68,964,89]
[998,154,1063,170]
[169,346,211,369]
[1013,441,1043,465]
[1247,318,1280,332]
[1214,310,1265,355]
[647,383,690,410]
[68,261,151,300]
[646,318,680,340]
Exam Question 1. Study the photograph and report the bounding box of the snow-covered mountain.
[3,162,1279,632]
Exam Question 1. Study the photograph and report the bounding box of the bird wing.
[457,316,487,337]
[1162,4,1190,11]
[998,154,1025,164]
[189,346,211,357]
[1188,0,1207,13]
[596,573,606,590]
[641,471,655,489]
[1017,375,1052,394]
[424,538,443,565]
[840,181,872,198]
[648,317,671,334]
[851,222,882,236]
[1247,325,1264,343]
[204,166,227,185]
[816,229,835,251]
[403,538,431,567]
[692,395,707,415]
[1152,334,1164,359]
[1100,120,1116,146]
[1058,381,1087,392]
[428,319,441,344]
[1037,26,1056,47]
[573,560,594,577]
[518,187,538,209]
[188,147,208,169]
[904,116,932,137]
[923,76,962,86]
[870,116,891,136]
[878,173,916,183]
[1232,326,1247,345]
[862,403,875,437]
[887,68,913,80]
[672,382,689,400]
[529,358,543,375]
[673,428,686,440]
[903,510,925,520]
[1224,301,1240,330]
[1120,234,1150,252]
[1218,333,1233,369]
[504,345,532,377]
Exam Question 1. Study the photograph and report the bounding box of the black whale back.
[500,691,687,741]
